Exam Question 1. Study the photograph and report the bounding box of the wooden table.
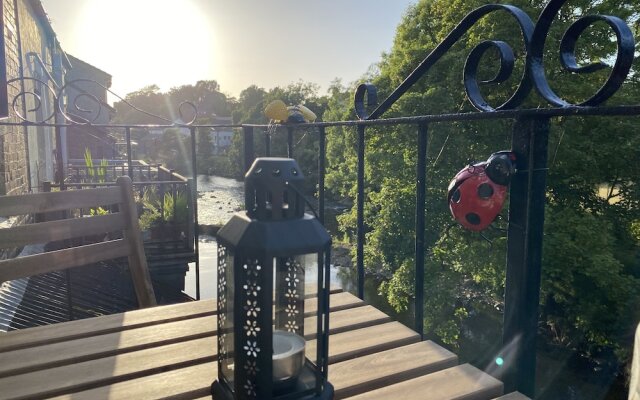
[0,290,526,399]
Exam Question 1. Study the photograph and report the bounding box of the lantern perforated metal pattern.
[212,158,334,400]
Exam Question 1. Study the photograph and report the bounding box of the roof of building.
[66,54,113,87]
[0,261,138,331]
[0,258,194,331]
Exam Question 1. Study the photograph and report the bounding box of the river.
[186,174,626,400]
[185,175,344,299]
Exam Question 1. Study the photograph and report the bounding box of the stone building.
[0,1,116,194]
[0,0,68,196]
[64,54,117,160]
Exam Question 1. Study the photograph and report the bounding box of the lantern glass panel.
[272,253,322,396]
[218,245,235,388]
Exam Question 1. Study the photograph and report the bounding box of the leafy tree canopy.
[324,0,640,375]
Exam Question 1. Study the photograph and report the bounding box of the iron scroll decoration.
[6,76,198,125]
[354,0,636,120]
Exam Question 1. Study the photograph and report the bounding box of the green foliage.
[196,124,214,174]
[162,191,188,223]
[138,188,189,230]
[324,0,640,371]
[224,81,330,190]
[83,148,108,183]
[541,207,637,357]
[138,205,160,231]
[89,206,109,216]
[113,81,232,125]
[143,128,192,175]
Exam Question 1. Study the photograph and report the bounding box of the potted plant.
[138,188,188,241]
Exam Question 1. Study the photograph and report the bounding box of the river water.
[185,175,343,299]
[185,175,625,399]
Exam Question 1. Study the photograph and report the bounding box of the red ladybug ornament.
[447,152,516,231]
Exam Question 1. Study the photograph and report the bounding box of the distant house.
[210,116,234,154]
[148,118,191,138]
[64,54,117,160]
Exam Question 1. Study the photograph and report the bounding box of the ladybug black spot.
[452,189,461,203]
[477,183,494,199]
[465,212,481,225]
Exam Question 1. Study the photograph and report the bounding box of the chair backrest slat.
[0,212,126,249]
[0,176,156,309]
[0,187,122,217]
[0,239,130,282]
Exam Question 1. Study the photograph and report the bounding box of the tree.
[324,0,640,379]
[113,81,233,125]
[223,81,330,186]
[196,125,214,174]
[113,85,166,124]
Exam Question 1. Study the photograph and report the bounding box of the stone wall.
[0,0,57,261]
[17,0,56,191]
[0,0,58,196]
[0,0,28,196]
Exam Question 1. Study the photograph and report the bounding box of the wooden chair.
[0,176,156,309]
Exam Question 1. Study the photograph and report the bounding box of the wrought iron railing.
[66,159,156,183]
[0,0,637,395]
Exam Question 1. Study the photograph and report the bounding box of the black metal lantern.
[212,158,334,400]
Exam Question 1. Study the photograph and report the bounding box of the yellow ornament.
[264,100,289,122]
[296,104,317,122]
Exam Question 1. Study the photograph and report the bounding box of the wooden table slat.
[51,362,218,400]
[0,336,218,400]
[344,363,504,400]
[0,299,216,353]
[0,315,217,378]
[308,321,421,365]
[0,289,509,400]
[0,298,373,379]
[330,341,458,399]
[0,289,345,354]
[303,304,390,339]
[305,291,363,315]
[0,303,404,399]
[46,325,428,400]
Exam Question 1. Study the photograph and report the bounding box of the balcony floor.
[0,289,526,399]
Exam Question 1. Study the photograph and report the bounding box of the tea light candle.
[272,330,306,383]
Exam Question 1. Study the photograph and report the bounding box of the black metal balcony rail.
[2,108,637,393]
[2,89,639,397]
[66,159,158,184]
[0,0,637,395]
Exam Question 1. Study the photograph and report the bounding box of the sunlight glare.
[75,0,216,96]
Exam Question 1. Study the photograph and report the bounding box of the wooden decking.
[0,290,525,399]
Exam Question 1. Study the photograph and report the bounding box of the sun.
[75,0,217,97]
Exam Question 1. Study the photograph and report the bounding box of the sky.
[40,0,417,101]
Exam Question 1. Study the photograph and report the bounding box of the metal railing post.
[190,127,197,179]
[287,126,294,158]
[243,126,255,173]
[501,116,550,397]
[187,178,200,300]
[318,126,326,226]
[189,127,200,300]
[356,125,366,300]
[125,127,133,177]
[264,130,271,157]
[414,123,429,339]
[55,126,65,190]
